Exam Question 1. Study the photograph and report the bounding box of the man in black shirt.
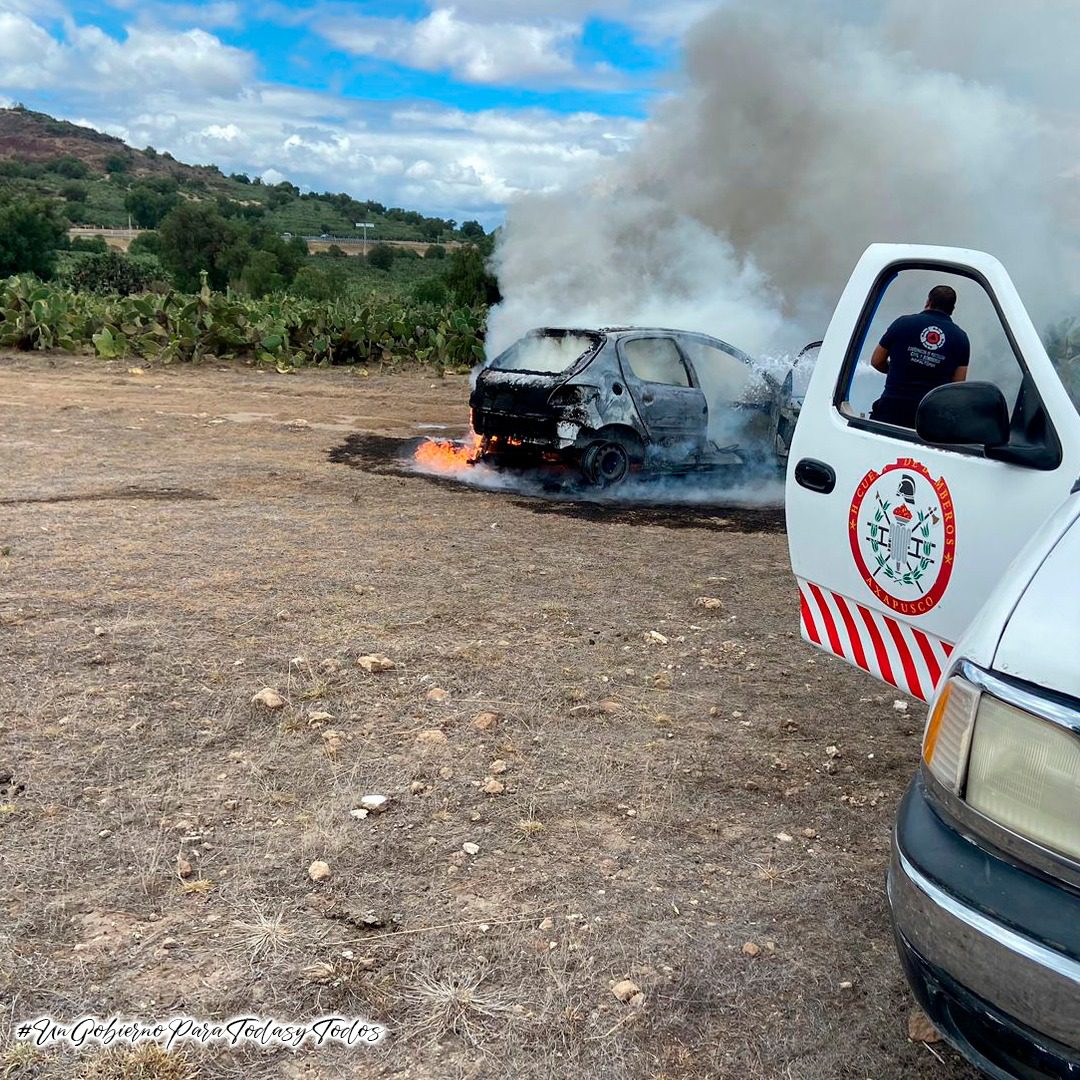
[869,285,970,427]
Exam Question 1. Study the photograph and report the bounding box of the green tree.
[425,244,447,260]
[367,242,395,271]
[0,195,68,278]
[105,154,129,175]
[128,231,162,256]
[443,245,500,306]
[50,156,90,179]
[125,184,179,229]
[69,235,109,253]
[459,220,485,239]
[157,201,237,291]
[239,249,284,297]
[62,182,88,205]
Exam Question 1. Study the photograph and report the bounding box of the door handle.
[794,458,836,494]
[642,393,655,404]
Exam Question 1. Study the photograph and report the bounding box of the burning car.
[469,327,778,487]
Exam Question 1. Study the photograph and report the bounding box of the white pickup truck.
[786,244,1080,1079]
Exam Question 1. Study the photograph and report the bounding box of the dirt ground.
[0,354,978,1080]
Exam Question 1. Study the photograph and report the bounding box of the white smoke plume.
[488,0,1080,358]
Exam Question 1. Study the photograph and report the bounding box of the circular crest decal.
[920,325,946,351]
[848,459,955,616]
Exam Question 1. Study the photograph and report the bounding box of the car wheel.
[581,440,632,488]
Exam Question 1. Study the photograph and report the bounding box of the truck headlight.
[965,696,1080,862]
[922,675,981,794]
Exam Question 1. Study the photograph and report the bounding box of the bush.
[412,277,448,305]
[367,243,396,271]
[128,231,162,256]
[50,156,90,180]
[291,264,347,302]
[62,182,88,204]
[61,251,164,295]
[425,244,447,260]
[125,183,179,229]
[105,154,129,175]
[443,245,500,306]
[70,236,109,253]
[0,196,68,278]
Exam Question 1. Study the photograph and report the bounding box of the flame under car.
[470,328,778,487]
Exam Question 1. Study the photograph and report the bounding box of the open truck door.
[787,244,1080,701]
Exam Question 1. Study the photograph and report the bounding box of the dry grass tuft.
[79,1044,196,1080]
[403,965,522,1047]
[229,904,294,962]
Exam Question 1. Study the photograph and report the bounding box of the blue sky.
[0,0,721,224]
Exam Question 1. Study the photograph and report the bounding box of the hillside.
[0,106,478,243]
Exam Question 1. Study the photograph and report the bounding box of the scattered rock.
[471,711,499,731]
[359,794,389,813]
[598,699,621,714]
[839,980,853,990]
[357,654,395,673]
[409,780,427,795]
[426,687,450,704]
[652,672,673,690]
[539,916,554,931]
[611,979,642,1003]
[461,842,480,856]
[251,688,285,710]
[307,710,333,724]
[308,860,332,882]
[696,597,724,610]
[321,730,344,756]
[482,777,505,795]
[416,729,448,747]
[93,625,106,637]
[893,700,910,713]
[774,832,794,844]
[644,630,669,645]
[907,1008,942,1044]
[438,766,454,780]
[825,745,841,758]
[349,808,369,820]
[801,827,818,839]
[489,759,508,775]
[176,856,193,879]
[742,942,761,957]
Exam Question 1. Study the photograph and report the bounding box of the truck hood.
[993,512,1080,700]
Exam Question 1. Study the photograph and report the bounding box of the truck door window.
[838,266,1023,425]
[622,338,691,387]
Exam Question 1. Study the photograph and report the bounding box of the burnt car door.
[679,335,772,451]
[617,335,708,447]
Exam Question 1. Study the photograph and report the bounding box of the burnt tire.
[581,440,632,488]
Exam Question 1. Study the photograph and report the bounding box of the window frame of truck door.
[831,258,1063,469]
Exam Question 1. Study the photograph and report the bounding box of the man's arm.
[871,344,890,373]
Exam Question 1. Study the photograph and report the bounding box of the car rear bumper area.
[888,778,1080,1079]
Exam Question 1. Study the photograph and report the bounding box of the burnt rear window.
[489,332,600,374]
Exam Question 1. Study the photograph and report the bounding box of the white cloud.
[0,20,254,97]
[0,12,62,88]
[318,7,621,87]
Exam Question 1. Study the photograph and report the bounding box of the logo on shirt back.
[920,326,946,351]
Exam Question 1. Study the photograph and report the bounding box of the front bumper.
[888,776,1080,1078]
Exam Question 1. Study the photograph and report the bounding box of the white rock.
[357,654,395,673]
[251,688,285,710]
[308,860,331,882]
[893,700,910,713]
[611,979,641,1003]
[644,631,669,645]
[461,842,480,856]
[349,808,369,820]
[360,794,389,813]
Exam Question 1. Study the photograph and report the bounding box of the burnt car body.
[470,327,777,486]
[771,340,822,469]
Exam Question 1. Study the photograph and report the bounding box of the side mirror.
[916,381,1009,447]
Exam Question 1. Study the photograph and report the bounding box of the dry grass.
[0,355,978,1079]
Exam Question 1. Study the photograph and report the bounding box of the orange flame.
[413,431,483,474]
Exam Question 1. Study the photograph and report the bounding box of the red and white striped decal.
[797,579,954,702]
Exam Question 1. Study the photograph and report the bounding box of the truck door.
[787,244,1080,701]
[618,336,709,446]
